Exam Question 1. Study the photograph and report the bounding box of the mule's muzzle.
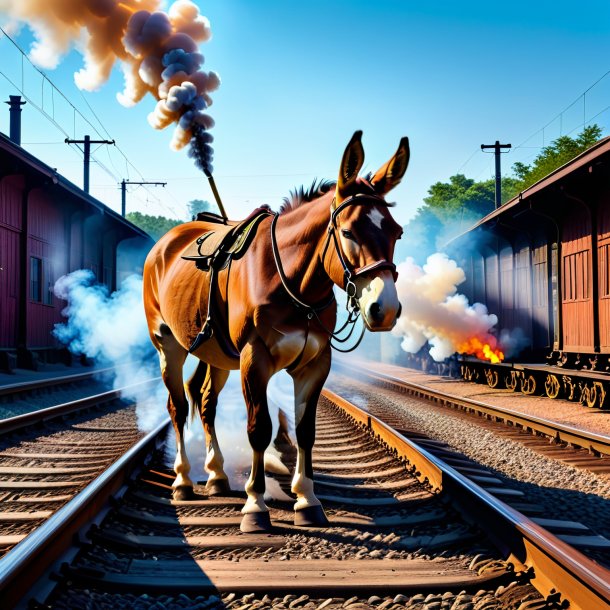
[363,299,400,331]
[355,270,401,332]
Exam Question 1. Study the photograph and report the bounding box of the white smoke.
[53,269,166,430]
[0,0,219,163]
[53,270,295,497]
[392,253,503,362]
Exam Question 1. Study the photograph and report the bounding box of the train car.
[0,98,154,371]
[447,136,610,407]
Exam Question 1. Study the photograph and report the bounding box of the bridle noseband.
[270,192,398,352]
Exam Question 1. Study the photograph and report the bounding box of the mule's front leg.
[240,339,274,533]
[289,346,331,527]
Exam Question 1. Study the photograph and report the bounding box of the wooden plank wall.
[561,207,594,352]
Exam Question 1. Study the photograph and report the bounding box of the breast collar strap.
[270,213,335,315]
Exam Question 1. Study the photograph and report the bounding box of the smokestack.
[5,96,26,146]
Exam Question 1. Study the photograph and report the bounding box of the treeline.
[126,199,211,241]
[127,125,603,248]
[396,125,603,264]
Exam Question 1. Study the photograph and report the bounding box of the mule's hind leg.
[240,339,274,533]
[289,345,331,526]
[156,324,192,500]
[186,362,231,496]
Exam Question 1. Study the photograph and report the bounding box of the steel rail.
[334,360,610,458]
[0,417,171,609]
[322,387,610,610]
[0,377,161,435]
[0,366,117,397]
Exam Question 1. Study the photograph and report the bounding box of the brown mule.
[143,131,409,532]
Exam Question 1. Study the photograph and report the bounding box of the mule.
[143,130,409,532]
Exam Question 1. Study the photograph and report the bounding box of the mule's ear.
[336,130,365,205]
[371,137,410,195]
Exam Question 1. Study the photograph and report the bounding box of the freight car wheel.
[505,371,518,392]
[580,381,607,409]
[545,374,562,399]
[484,368,500,388]
[520,374,537,395]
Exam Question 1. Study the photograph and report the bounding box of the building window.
[562,250,590,301]
[30,257,54,305]
[600,244,610,298]
[30,257,42,302]
[44,262,54,305]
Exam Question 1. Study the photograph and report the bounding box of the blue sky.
[1,1,610,226]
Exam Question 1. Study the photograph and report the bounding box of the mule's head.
[331,130,409,331]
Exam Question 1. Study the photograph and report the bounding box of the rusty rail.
[0,366,117,397]
[323,387,610,610]
[0,378,161,435]
[0,417,171,609]
[334,360,610,459]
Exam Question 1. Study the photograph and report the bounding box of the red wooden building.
[449,136,610,366]
[0,102,153,369]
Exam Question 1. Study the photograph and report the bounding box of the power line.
[65,136,115,193]
[513,69,610,150]
[453,68,610,182]
[0,26,185,218]
[121,180,167,217]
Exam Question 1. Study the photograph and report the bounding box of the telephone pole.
[65,135,115,194]
[120,180,167,217]
[481,140,511,209]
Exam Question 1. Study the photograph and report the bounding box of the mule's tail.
[185,360,209,428]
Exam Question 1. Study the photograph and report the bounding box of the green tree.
[187,199,212,220]
[423,173,519,222]
[511,124,602,192]
[126,211,182,241]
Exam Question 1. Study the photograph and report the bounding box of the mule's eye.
[341,229,355,240]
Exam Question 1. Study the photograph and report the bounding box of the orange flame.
[457,337,504,364]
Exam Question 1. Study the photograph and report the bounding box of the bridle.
[270,192,398,352]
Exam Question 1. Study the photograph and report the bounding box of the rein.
[270,193,397,352]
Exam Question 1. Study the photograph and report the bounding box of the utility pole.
[120,180,167,217]
[65,135,115,194]
[481,140,511,209]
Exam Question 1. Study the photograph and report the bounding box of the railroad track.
[0,378,159,559]
[3,387,608,609]
[332,359,610,471]
[0,366,125,423]
[329,360,610,565]
[0,366,117,400]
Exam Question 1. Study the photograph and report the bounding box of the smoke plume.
[0,0,219,171]
[53,270,292,496]
[392,253,504,362]
[52,270,166,430]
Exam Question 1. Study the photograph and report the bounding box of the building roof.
[0,131,153,242]
[449,135,610,242]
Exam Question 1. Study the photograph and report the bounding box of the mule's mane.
[279,179,336,215]
[279,174,386,215]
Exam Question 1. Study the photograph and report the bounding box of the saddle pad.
[182,208,272,264]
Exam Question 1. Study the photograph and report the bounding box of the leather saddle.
[181,207,273,357]
[182,208,271,271]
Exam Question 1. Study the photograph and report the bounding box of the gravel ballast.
[327,370,610,546]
